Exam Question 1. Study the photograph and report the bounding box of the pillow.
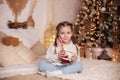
[0,43,26,67]
[0,43,38,67]
[31,41,46,62]
[31,41,46,55]
[15,43,38,63]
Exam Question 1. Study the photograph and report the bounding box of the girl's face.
[58,26,73,44]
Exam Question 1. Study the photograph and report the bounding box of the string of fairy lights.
[73,0,120,62]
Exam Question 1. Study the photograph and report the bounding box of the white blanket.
[0,64,38,78]
[0,28,39,49]
[55,58,120,80]
[0,58,120,80]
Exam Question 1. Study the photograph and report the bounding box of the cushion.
[0,43,26,67]
[0,43,37,67]
[31,41,46,56]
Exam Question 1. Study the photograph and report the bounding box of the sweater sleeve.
[45,43,59,62]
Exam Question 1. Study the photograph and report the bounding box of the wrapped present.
[80,46,85,57]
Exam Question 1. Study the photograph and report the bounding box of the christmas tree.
[73,0,120,49]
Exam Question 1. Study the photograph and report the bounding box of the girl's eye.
[67,32,71,34]
[60,32,71,34]
[60,32,65,34]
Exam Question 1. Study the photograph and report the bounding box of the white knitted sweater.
[45,41,80,66]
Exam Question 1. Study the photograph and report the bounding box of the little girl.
[38,21,82,77]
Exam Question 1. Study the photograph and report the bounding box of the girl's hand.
[58,50,65,58]
[71,55,77,62]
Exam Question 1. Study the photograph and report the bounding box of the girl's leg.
[38,60,59,72]
[61,62,82,74]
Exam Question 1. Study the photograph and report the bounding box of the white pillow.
[0,43,26,67]
[15,43,38,63]
[31,41,46,56]
[0,43,37,67]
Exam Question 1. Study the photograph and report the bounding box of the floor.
[1,73,62,80]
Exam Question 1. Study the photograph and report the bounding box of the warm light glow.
[44,24,56,48]
[112,49,119,62]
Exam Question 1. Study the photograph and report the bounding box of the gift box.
[80,46,85,57]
